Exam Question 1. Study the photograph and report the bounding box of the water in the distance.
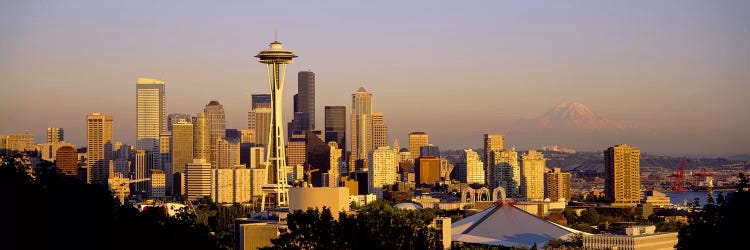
[664,190,734,207]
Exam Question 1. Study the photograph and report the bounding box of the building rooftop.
[137,78,164,84]
[452,203,588,248]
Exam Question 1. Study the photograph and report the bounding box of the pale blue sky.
[1,1,748,156]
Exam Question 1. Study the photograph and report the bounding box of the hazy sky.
[1,1,748,156]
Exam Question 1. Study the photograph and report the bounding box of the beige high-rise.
[458,149,484,184]
[193,112,210,162]
[408,132,429,159]
[172,119,193,175]
[605,144,641,206]
[350,87,373,171]
[372,112,388,148]
[286,132,306,167]
[490,148,520,197]
[87,112,113,185]
[186,159,212,202]
[483,134,504,181]
[545,167,571,202]
[47,127,64,143]
[328,141,342,187]
[136,78,166,173]
[369,146,397,198]
[253,107,272,148]
[6,133,35,152]
[521,150,546,201]
[204,101,226,169]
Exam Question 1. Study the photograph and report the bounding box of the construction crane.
[108,175,150,204]
[672,160,686,192]
[303,164,319,187]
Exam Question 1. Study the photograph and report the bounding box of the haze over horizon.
[1,1,748,156]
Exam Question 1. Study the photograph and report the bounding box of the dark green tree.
[676,173,749,249]
[263,200,442,250]
[1,154,222,250]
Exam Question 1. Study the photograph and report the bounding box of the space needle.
[255,37,297,211]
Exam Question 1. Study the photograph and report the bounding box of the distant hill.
[512,102,635,131]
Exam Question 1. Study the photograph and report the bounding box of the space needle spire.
[255,37,297,211]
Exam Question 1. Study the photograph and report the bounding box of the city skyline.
[1,1,749,156]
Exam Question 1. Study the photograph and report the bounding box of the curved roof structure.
[452,203,588,248]
[394,202,423,210]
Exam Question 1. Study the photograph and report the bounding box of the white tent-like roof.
[451,203,587,248]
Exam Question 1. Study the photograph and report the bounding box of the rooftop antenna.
[274,28,278,42]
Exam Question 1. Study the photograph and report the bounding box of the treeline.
[1,154,223,250]
[676,173,749,249]
[262,201,444,250]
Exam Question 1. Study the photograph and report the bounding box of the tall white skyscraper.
[204,101,226,169]
[136,78,166,173]
[350,87,373,171]
[458,149,484,184]
[369,146,397,199]
[521,150,546,201]
[490,148,520,197]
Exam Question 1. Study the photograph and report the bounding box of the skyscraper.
[167,113,193,132]
[324,106,346,151]
[134,149,151,194]
[5,133,34,152]
[160,133,172,194]
[251,94,272,109]
[186,159,212,202]
[55,145,78,177]
[298,70,315,130]
[225,129,241,142]
[249,146,265,169]
[253,107,272,148]
[86,112,113,185]
[248,94,271,146]
[420,144,440,157]
[604,144,641,206]
[483,133,504,182]
[415,156,440,185]
[350,87,373,172]
[150,169,166,199]
[521,150,546,201]
[489,148,520,197]
[286,131,307,167]
[193,112,211,161]
[372,112,388,148]
[409,132,429,159]
[204,100,226,168]
[172,119,193,194]
[255,39,296,210]
[457,149,484,184]
[214,138,240,169]
[545,167,571,202]
[328,142,342,187]
[136,78,166,174]
[369,146,396,199]
[240,129,254,143]
[47,127,64,143]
